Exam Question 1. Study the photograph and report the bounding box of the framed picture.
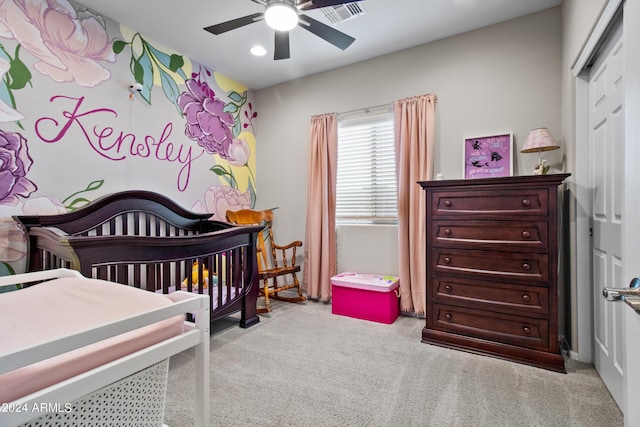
[463,133,513,179]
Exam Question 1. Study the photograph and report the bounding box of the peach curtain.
[303,113,338,301]
[393,94,437,316]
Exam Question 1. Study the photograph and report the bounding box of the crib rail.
[21,225,261,327]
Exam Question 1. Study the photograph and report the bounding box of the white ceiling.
[75,0,562,90]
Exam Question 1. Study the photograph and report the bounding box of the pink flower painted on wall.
[0,129,36,204]
[227,137,250,167]
[0,219,25,262]
[191,185,252,220]
[0,0,115,87]
[177,78,235,158]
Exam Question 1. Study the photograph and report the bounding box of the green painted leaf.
[147,44,188,80]
[247,179,257,208]
[232,115,242,137]
[0,262,18,292]
[131,58,143,82]
[223,102,238,114]
[228,91,244,103]
[85,180,104,191]
[8,57,31,90]
[169,54,184,72]
[0,262,15,276]
[0,80,13,112]
[158,67,181,113]
[67,197,90,211]
[0,47,10,63]
[138,49,154,104]
[112,40,126,54]
[210,165,228,176]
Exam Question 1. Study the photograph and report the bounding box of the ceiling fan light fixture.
[265,0,298,32]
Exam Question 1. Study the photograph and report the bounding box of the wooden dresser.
[419,173,570,372]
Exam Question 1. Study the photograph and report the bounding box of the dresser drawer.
[432,304,550,351]
[432,220,548,251]
[432,248,549,284]
[432,275,549,316]
[432,188,549,217]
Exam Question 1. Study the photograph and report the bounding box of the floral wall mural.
[0,0,258,274]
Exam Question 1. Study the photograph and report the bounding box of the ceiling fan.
[204,0,361,60]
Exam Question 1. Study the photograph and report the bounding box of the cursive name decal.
[35,95,205,192]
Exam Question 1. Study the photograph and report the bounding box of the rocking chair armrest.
[273,240,303,251]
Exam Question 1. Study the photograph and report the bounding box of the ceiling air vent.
[321,2,366,25]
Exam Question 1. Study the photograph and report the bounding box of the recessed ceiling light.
[250,45,267,56]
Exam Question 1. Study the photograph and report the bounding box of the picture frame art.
[463,133,513,179]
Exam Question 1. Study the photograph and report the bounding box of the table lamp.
[520,128,560,175]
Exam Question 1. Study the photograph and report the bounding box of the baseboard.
[559,335,571,357]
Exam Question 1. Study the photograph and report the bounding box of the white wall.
[254,7,562,276]
[336,224,398,276]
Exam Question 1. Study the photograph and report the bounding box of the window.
[336,108,397,223]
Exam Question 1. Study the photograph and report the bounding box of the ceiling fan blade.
[298,0,361,11]
[204,13,263,35]
[298,14,355,50]
[274,31,291,60]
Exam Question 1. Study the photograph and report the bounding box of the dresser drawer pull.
[443,257,452,265]
[522,199,531,207]
[522,263,531,271]
[444,200,452,208]
[522,294,531,302]
[444,228,452,236]
[522,326,531,335]
[522,230,531,239]
[445,313,453,321]
[444,284,453,293]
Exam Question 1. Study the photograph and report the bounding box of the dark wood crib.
[14,190,262,328]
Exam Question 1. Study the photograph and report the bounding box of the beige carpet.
[164,299,623,427]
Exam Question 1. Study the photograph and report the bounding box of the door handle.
[602,277,640,301]
[603,278,640,314]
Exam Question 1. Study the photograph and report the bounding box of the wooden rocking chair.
[226,209,306,313]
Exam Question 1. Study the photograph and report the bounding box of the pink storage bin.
[331,272,400,324]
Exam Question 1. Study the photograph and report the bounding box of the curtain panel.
[303,113,338,301]
[393,94,437,316]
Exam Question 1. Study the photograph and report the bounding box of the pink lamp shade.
[521,128,560,153]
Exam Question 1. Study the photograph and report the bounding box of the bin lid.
[331,272,399,292]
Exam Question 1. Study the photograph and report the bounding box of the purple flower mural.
[0,129,35,204]
[178,78,235,158]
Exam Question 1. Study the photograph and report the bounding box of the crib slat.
[122,213,129,235]
[116,264,128,286]
[162,263,171,294]
[146,264,156,292]
[134,212,140,235]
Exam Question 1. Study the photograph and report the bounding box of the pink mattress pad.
[0,277,184,403]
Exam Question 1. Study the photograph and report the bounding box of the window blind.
[336,109,397,223]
